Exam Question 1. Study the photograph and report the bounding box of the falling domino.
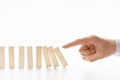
[54,47,68,67]
[48,47,59,68]
[42,46,51,68]
[9,46,14,68]
[36,46,42,68]
[19,46,24,69]
[27,46,33,69]
[0,46,68,69]
[0,47,4,68]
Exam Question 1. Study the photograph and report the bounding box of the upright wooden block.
[9,46,14,68]
[36,46,42,68]
[27,46,33,69]
[54,47,68,67]
[42,46,51,68]
[0,47,4,68]
[19,46,24,69]
[48,47,59,68]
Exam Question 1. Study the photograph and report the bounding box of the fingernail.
[62,45,67,48]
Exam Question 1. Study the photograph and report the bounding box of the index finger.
[63,38,88,48]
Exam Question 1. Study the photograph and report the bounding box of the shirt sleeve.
[114,40,120,56]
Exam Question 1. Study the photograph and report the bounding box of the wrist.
[109,40,116,55]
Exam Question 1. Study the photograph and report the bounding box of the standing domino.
[19,46,24,68]
[27,46,33,69]
[0,47,4,68]
[36,46,42,68]
[9,46,14,68]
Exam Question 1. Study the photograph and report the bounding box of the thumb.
[83,54,98,62]
[63,38,89,48]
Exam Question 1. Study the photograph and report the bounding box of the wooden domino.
[27,46,33,69]
[0,46,4,68]
[54,47,68,67]
[36,46,42,68]
[19,46,24,68]
[9,46,14,68]
[42,46,51,68]
[0,46,68,69]
[48,47,59,68]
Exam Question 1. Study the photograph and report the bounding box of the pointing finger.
[63,38,89,48]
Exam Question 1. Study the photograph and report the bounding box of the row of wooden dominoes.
[0,46,68,69]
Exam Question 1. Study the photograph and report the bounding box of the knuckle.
[90,35,97,38]
[76,39,81,41]
[89,35,99,41]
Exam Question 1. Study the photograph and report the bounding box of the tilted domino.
[0,46,68,69]
[48,47,59,68]
[54,47,68,67]
[42,46,51,68]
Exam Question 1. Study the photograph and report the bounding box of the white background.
[0,0,120,80]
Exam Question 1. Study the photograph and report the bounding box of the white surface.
[1,0,120,80]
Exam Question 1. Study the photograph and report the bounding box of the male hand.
[63,35,116,62]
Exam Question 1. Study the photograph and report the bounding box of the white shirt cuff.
[114,40,120,56]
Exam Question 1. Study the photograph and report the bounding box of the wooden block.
[36,46,42,68]
[19,46,24,69]
[42,46,51,68]
[48,47,59,68]
[27,46,33,69]
[54,47,68,67]
[9,46,14,68]
[0,47,4,68]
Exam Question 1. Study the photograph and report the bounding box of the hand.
[63,35,116,62]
